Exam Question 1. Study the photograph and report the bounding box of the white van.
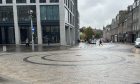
[135,38,140,48]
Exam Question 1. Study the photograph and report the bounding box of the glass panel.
[0,6,13,22]
[42,26,60,43]
[6,0,12,3]
[0,0,2,3]
[16,0,26,3]
[17,5,36,22]
[40,5,59,21]
[50,0,59,3]
[30,0,35,3]
[40,0,46,3]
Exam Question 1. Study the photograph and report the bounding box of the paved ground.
[0,43,140,84]
[0,44,69,52]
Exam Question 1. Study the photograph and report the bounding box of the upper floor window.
[50,0,59,3]
[40,0,46,3]
[0,0,2,4]
[6,0,12,3]
[16,0,26,3]
[30,0,35,3]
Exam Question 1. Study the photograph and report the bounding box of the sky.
[78,0,134,29]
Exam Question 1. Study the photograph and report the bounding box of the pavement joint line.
[23,53,126,66]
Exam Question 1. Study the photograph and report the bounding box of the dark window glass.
[40,5,59,21]
[0,6,14,22]
[39,0,46,3]
[30,0,35,3]
[50,0,59,3]
[17,5,36,22]
[6,0,12,3]
[16,0,26,3]
[0,0,2,3]
[42,26,60,43]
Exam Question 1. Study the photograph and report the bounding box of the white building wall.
[59,0,67,45]
[0,0,79,46]
[13,0,21,44]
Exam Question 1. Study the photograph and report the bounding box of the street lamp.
[29,10,35,51]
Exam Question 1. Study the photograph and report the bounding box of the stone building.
[103,0,140,43]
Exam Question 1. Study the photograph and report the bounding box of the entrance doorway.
[0,26,15,44]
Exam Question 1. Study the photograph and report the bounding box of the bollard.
[3,46,7,52]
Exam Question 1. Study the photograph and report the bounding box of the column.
[72,27,76,45]
[13,1,21,44]
[2,0,6,4]
[69,27,71,45]
[59,0,66,45]
[36,1,42,44]
[46,0,50,3]
[27,0,30,4]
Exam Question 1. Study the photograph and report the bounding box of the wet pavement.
[0,44,70,52]
[0,43,140,84]
[0,75,29,84]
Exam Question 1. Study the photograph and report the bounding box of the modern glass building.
[0,0,79,45]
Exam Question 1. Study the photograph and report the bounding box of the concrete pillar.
[71,28,75,45]
[36,1,43,44]
[59,0,66,45]
[46,0,50,3]
[27,0,30,4]
[69,27,71,45]
[73,27,76,45]
[2,0,6,4]
[13,1,21,44]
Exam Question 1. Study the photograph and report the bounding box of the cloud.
[78,0,134,29]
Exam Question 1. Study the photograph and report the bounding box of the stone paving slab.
[0,43,140,84]
[0,75,29,84]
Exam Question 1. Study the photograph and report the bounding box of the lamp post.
[29,10,35,51]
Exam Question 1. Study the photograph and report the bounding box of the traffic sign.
[32,27,35,32]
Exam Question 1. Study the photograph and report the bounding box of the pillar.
[59,0,66,45]
[36,1,43,44]
[13,1,21,44]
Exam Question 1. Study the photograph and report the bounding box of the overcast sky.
[78,0,134,29]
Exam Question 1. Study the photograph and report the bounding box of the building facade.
[0,0,79,46]
[103,0,140,43]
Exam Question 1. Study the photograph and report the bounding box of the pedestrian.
[25,38,30,47]
[99,39,103,46]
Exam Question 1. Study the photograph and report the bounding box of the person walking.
[25,38,30,47]
[99,39,103,46]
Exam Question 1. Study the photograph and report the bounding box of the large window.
[17,5,36,22]
[50,0,59,3]
[30,0,35,3]
[16,0,26,3]
[6,0,12,3]
[0,6,13,22]
[40,0,46,3]
[40,5,59,21]
[0,0,2,3]
[42,26,60,43]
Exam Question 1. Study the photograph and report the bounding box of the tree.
[84,27,95,41]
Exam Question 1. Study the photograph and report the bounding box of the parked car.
[89,39,96,44]
[135,38,140,48]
